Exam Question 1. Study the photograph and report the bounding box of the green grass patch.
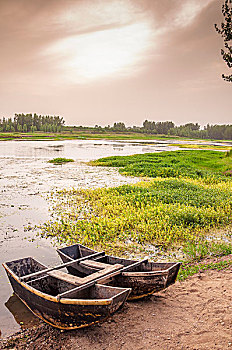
[48,157,74,164]
[39,150,232,264]
[91,150,232,182]
[41,178,232,255]
[169,144,231,150]
[226,149,232,157]
[0,131,185,141]
[178,259,232,281]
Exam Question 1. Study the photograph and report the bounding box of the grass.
[226,149,232,157]
[178,258,232,281]
[40,151,232,260]
[0,131,186,141]
[1,131,231,142]
[90,150,232,182]
[37,149,232,280]
[48,157,74,164]
[169,144,231,150]
[41,178,232,252]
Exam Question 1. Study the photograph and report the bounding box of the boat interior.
[59,244,177,273]
[4,257,126,300]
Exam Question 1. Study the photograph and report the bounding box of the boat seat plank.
[48,264,124,286]
[80,259,121,270]
[48,270,83,285]
[81,264,123,284]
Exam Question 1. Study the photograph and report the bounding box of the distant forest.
[0,114,232,140]
[0,113,64,133]
[70,120,232,140]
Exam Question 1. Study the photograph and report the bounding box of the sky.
[0,0,231,127]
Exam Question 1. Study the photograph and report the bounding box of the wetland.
[0,137,231,339]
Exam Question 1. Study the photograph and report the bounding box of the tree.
[23,124,27,133]
[215,0,232,82]
[113,122,126,132]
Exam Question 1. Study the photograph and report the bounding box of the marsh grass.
[39,150,232,278]
[178,259,232,281]
[41,179,232,256]
[48,157,74,164]
[0,131,187,141]
[169,144,231,150]
[226,149,232,157]
[91,150,232,181]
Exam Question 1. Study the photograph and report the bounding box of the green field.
[169,143,231,150]
[40,150,232,268]
[0,131,184,141]
[1,131,231,143]
[91,150,232,180]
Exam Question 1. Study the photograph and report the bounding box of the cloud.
[0,0,221,90]
[43,22,155,83]
[40,0,217,84]
[173,0,215,28]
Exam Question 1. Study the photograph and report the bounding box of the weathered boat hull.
[57,244,181,300]
[3,257,131,329]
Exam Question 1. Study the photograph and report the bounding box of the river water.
[0,139,229,337]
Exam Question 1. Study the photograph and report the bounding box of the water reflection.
[5,294,40,329]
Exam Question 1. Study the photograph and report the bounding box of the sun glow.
[43,0,213,84]
[45,21,154,83]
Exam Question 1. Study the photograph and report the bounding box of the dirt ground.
[1,267,232,350]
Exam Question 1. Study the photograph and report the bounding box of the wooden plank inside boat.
[48,270,83,285]
[48,263,124,286]
[80,259,112,270]
[20,251,105,281]
[81,264,123,284]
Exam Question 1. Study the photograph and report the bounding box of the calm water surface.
[0,139,229,337]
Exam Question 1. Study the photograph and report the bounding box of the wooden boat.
[3,256,131,330]
[57,244,181,300]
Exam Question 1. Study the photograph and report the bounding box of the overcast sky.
[0,0,231,126]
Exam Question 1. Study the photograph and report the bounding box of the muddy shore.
[1,257,232,350]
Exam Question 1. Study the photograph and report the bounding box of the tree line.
[68,120,232,140]
[112,121,232,140]
[65,120,232,140]
[0,113,65,133]
[1,114,231,140]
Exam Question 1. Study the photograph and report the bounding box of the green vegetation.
[178,259,232,281]
[226,149,232,157]
[0,113,64,133]
[91,150,232,181]
[169,144,231,150]
[40,150,232,268]
[215,0,232,82]
[63,121,232,140]
[1,130,231,143]
[48,158,74,164]
[0,113,232,140]
[0,131,183,141]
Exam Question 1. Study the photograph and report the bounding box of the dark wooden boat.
[57,244,181,300]
[3,256,131,329]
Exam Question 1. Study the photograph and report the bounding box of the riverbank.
[1,254,232,350]
[0,131,185,141]
[0,131,231,144]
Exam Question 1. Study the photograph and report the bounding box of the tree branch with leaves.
[215,0,232,82]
